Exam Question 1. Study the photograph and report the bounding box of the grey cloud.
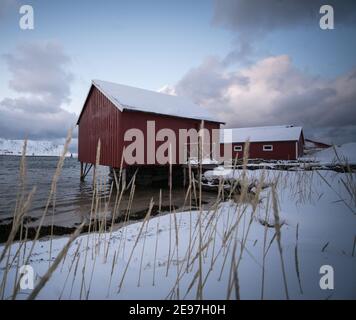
[213,0,356,36]
[175,56,249,103]
[306,125,356,145]
[172,55,356,144]
[213,0,356,65]
[0,106,76,140]
[222,40,254,66]
[164,1,356,144]
[3,42,73,104]
[0,42,77,140]
[175,57,231,101]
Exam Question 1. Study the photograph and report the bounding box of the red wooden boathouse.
[77,80,223,183]
[220,125,304,160]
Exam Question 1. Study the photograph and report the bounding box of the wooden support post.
[80,162,94,182]
[80,162,84,181]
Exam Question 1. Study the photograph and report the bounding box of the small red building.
[77,80,222,183]
[220,125,304,160]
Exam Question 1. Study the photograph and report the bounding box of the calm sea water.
[0,156,216,229]
[0,156,105,227]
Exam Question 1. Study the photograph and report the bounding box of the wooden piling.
[80,162,84,181]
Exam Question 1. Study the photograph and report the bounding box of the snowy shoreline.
[0,138,76,157]
[1,169,355,300]
[0,154,77,158]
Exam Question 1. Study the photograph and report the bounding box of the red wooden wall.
[221,139,303,160]
[78,85,221,168]
[78,86,124,167]
[120,110,220,166]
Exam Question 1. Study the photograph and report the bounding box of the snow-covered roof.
[82,79,220,123]
[221,125,303,143]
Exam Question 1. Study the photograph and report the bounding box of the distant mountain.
[0,138,76,157]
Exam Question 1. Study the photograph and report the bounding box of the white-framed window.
[263,145,273,151]
[234,145,242,152]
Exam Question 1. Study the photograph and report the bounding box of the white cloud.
[0,41,77,140]
[173,54,356,144]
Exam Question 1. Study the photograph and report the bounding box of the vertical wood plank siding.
[78,86,123,167]
[221,138,304,161]
[78,85,221,168]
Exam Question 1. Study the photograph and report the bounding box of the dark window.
[263,145,273,151]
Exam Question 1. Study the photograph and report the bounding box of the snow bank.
[187,158,219,165]
[204,166,279,184]
[1,170,355,300]
[312,143,356,165]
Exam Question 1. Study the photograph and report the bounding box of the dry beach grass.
[0,134,355,300]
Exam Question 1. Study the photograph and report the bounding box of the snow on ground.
[187,158,219,165]
[0,138,75,157]
[1,170,355,300]
[311,143,356,165]
[204,167,279,185]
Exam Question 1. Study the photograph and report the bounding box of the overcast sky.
[0,0,356,146]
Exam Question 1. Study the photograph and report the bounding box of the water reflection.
[0,156,216,230]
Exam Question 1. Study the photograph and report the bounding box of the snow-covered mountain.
[0,138,75,157]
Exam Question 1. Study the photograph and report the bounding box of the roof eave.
[76,81,126,125]
[78,80,225,125]
[76,83,94,125]
[92,80,125,112]
[122,108,224,124]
